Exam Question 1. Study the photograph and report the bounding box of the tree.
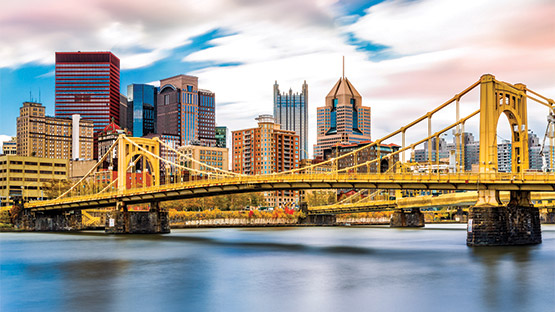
[304,190,337,206]
[41,179,73,199]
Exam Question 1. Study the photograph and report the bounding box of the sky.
[1,0,554,156]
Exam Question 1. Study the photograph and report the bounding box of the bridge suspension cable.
[153,137,244,177]
[276,79,481,175]
[55,138,119,199]
[122,136,236,178]
[324,109,480,175]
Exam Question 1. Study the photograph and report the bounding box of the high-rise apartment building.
[274,81,308,159]
[314,75,371,158]
[232,115,299,207]
[17,102,94,160]
[215,126,228,148]
[55,51,120,133]
[127,84,157,137]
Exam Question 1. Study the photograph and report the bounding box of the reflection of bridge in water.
[11,74,555,246]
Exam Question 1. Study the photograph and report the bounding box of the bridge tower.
[116,135,161,191]
[106,135,169,234]
[467,74,541,246]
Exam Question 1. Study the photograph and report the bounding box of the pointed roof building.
[314,68,371,158]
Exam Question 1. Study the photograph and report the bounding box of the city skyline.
[1,0,554,158]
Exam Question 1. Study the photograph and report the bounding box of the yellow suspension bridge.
[11,74,555,246]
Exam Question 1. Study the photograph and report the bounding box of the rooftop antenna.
[39,88,41,103]
[342,56,345,79]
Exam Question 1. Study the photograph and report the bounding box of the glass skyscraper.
[273,81,308,159]
[55,52,120,133]
[198,89,216,146]
[215,126,227,148]
[127,84,157,137]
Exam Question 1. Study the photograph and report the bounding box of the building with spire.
[273,81,308,159]
[314,68,371,158]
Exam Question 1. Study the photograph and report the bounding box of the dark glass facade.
[215,126,227,148]
[55,52,120,133]
[127,84,157,137]
[198,90,216,146]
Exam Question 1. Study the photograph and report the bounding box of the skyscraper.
[314,74,371,158]
[215,126,228,148]
[55,52,120,133]
[127,84,158,137]
[273,81,308,159]
[198,89,216,146]
[17,102,94,160]
[158,75,198,145]
[157,74,216,146]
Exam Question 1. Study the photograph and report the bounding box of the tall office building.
[127,84,157,137]
[232,115,299,207]
[157,74,216,146]
[273,81,308,159]
[55,51,120,133]
[314,74,371,158]
[119,93,128,131]
[158,75,198,145]
[198,89,216,146]
[17,102,94,160]
[215,126,228,148]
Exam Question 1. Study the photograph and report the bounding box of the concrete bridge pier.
[298,202,337,225]
[390,208,425,227]
[105,201,170,234]
[541,208,555,224]
[467,190,541,246]
[12,207,83,231]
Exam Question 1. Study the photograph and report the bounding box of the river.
[1,224,554,312]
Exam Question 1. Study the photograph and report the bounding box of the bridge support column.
[298,202,337,225]
[390,208,425,227]
[13,209,83,231]
[467,191,541,246]
[300,214,337,225]
[541,208,555,224]
[105,201,170,234]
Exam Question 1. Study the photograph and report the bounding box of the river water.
[1,225,554,312]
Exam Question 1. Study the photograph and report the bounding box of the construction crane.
[540,112,555,172]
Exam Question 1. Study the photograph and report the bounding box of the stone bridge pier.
[105,201,170,234]
[12,206,83,231]
[390,208,425,227]
[467,190,541,246]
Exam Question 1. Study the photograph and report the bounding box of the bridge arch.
[479,74,528,174]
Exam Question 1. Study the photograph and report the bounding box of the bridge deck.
[26,172,555,212]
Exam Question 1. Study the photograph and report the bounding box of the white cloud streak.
[1,0,554,157]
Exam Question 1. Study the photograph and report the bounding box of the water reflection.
[1,226,554,312]
[471,246,535,312]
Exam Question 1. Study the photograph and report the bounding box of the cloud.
[1,0,554,158]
